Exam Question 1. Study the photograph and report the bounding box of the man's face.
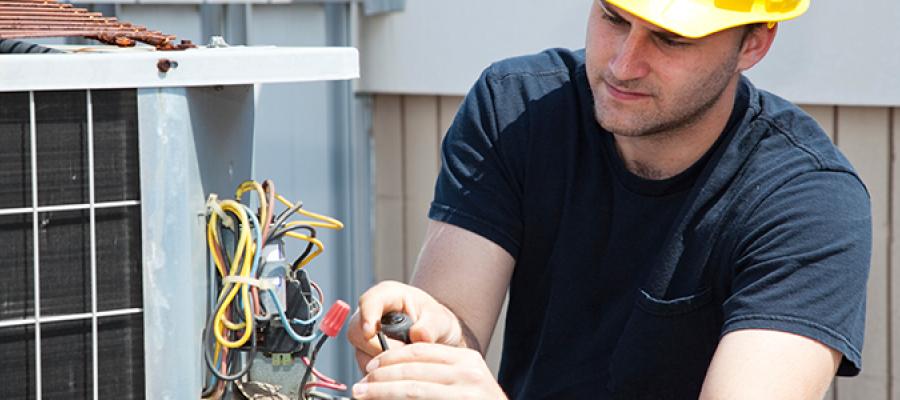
[585,0,746,137]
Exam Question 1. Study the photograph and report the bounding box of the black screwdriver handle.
[380,311,413,344]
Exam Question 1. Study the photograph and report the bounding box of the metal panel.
[113,0,364,389]
[0,47,360,92]
[891,108,900,400]
[362,0,404,16]
[138,85,255,399]
[325,3,373,384]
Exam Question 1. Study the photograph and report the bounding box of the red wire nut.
[320,300,351,337]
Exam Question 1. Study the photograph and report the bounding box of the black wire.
[263,224,317,272]
[267,224,316,244]
[201,371,218,398]
[216,217,234,271]
[273,200,304,230]
[266,200,320,272]
[203,218,232,397]
[203,283,258,382]
[291,241,316,271]
[298,335,329,400]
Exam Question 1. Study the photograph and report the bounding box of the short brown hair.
[741,22,767,45]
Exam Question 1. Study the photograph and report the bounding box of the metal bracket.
[363,0,405,16]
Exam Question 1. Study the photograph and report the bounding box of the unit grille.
[0,90,144,400]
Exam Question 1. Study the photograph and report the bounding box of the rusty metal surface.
[0,0,196,50]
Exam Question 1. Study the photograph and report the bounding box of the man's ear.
[737,23,778,72]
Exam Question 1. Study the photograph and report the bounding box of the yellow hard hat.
[604,0,810,38]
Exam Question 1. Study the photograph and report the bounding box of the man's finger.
[363,362,462,386]
[408,311,440,343]
[357,281,410,336]
[352,380,456,400]
[347,311,384,357]
[355,349,373,373]
[371,342,467,369]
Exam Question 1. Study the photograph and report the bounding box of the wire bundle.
[201,180,347,400]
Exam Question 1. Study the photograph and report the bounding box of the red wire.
[301,356,339,384]
[310,281,325,304]
[304,381,347,392]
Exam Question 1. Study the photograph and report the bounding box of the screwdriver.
[376,311,412,351]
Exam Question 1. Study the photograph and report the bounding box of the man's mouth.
[603,80,651,101]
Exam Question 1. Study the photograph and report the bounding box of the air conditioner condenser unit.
[0,44,359,400]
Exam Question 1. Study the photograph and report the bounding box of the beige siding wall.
[371,95,899,397]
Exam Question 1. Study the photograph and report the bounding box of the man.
[348,0,871,398]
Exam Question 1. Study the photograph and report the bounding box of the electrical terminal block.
[271,353,293,367]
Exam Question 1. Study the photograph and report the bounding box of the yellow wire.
[209,200,255,349]
[274,194,342,269]
[207,213,227,277]
[284,231,325,268]
[276,194,345,230]
[236,181,267,209]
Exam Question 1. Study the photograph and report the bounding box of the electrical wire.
[300,356,340,384]
[203,283,258,382]
[204,180,347,396]
[304,381,348,392]
[298,335,329,400]
[264,289,322,343]
[236,180,270,316]
[210,202,256,348]
[273,194,343,270]
[273,199,304,230]
[261,180,277,241]
[266,224,317,269]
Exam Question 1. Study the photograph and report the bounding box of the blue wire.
[265,289,322,343]
[242,204,264,278]
[292,287,324,325]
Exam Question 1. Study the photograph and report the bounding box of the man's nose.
[608,29,651,82]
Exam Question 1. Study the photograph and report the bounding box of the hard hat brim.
[604,0,810,38]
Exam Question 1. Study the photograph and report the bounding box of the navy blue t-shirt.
[428,49,871,399]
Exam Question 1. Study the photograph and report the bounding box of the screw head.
[157,58,178,73]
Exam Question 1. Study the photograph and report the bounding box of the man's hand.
[347,280,467,372]
[348,221,514,398]
[352,342,508,400]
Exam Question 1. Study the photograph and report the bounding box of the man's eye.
[602,13,627,26]
[659,36,690,47]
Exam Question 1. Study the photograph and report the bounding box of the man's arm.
[349,220,513,361]
[410,220,515,353]
[699,329,841,400]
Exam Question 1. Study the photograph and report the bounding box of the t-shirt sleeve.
[428,69,525,258]
[722,170,871,376]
